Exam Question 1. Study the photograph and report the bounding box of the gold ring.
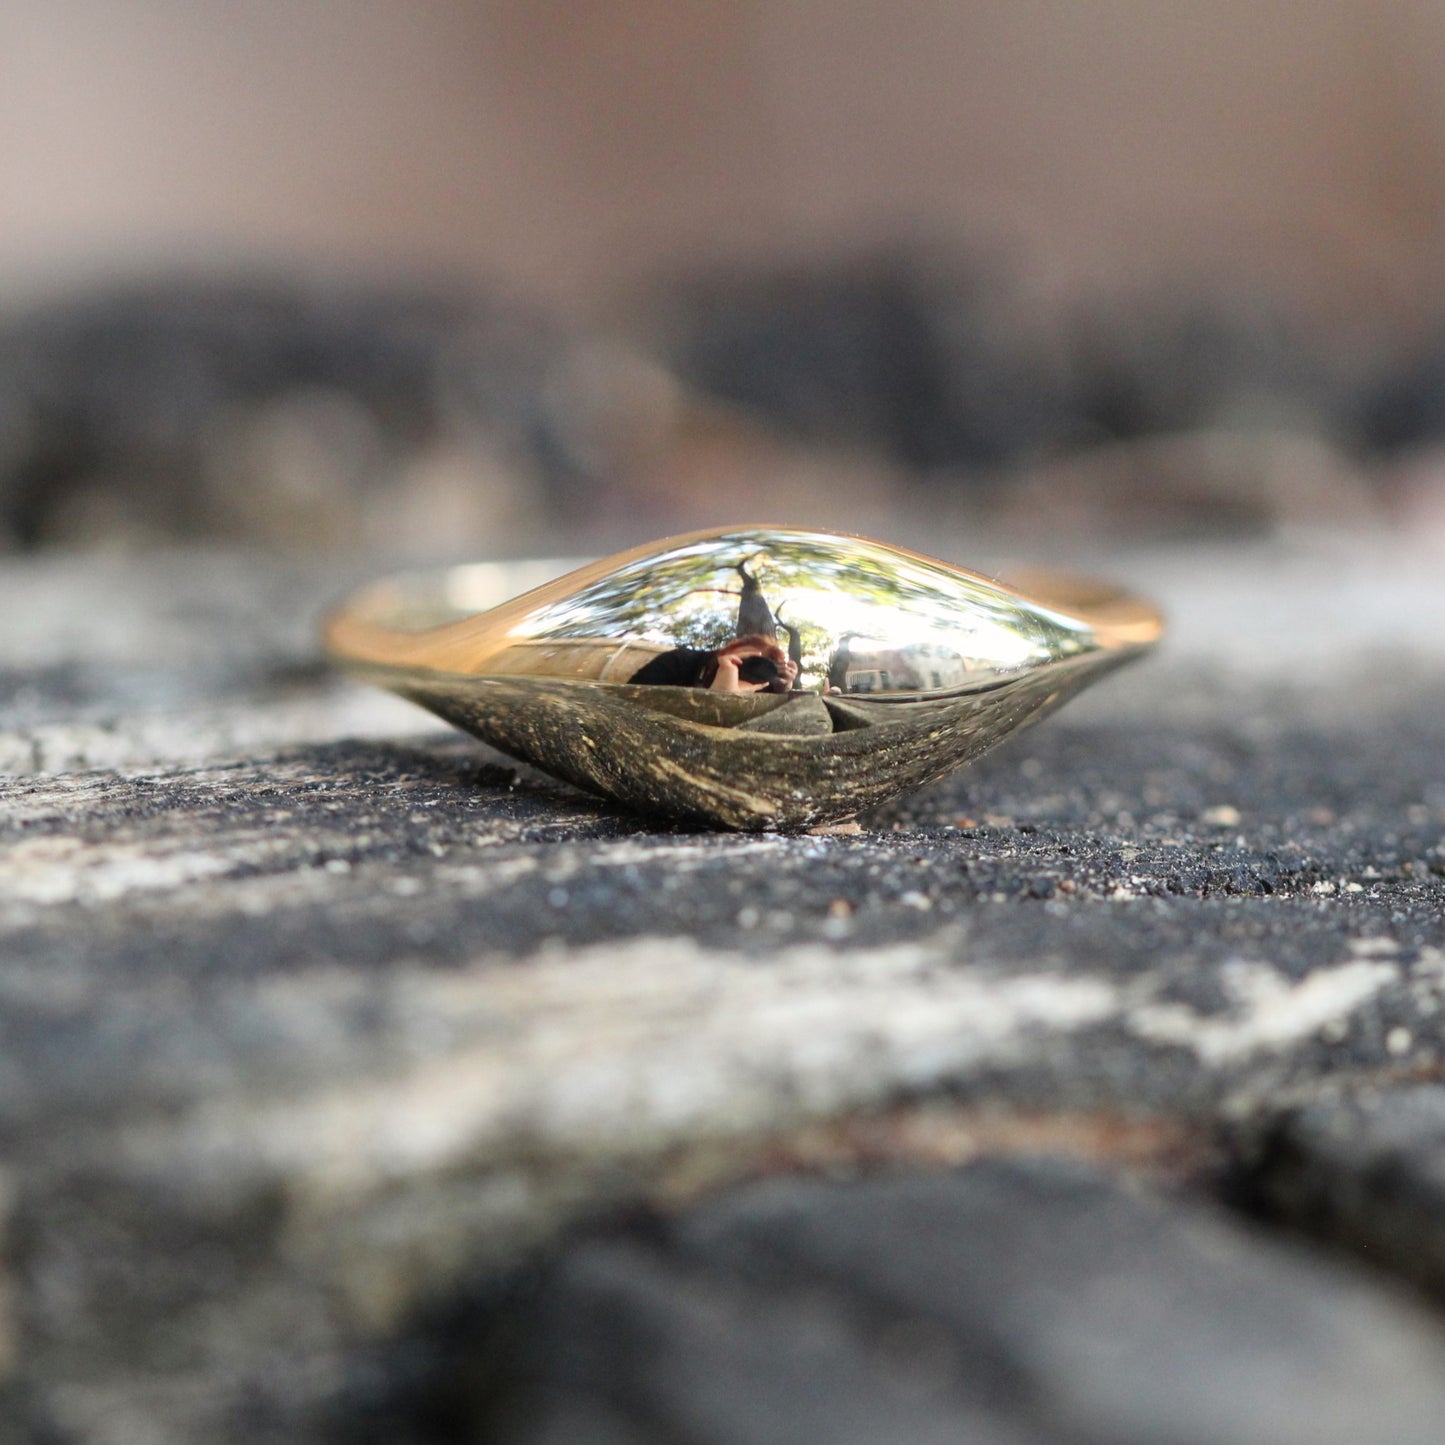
[324,526,1163,830]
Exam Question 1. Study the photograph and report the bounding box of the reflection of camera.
[737,655,782,684]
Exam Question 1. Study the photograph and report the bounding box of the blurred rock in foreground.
[3,535,1445,1441]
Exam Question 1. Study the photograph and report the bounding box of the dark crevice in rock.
[338,1153,1445,1445]
[1224,1081,1445,1309]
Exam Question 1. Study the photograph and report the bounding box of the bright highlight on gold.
[325,526,1163,830]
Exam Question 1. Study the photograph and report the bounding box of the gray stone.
[3,538,1445,1441]
[1243,1083,1445,1296]
[482,1156,1445,1445]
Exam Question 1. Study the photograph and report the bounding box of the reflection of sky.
[506,531,1098,694]
[774,582,1041,668]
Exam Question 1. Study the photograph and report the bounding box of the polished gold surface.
[325,527,1163,829]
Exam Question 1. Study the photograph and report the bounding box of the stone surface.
[1242,1082,1445,1297]
[479,1157,1445,1445]
[2,535,1445,1442]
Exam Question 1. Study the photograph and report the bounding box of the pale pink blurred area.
[5,1,1445,553]
[1,0,1443,326]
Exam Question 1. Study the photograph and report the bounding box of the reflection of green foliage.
[667,593,739,650]
[523,531,1094,690]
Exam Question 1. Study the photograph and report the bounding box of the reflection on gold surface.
[324,527,1163,828]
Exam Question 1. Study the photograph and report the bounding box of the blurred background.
[6,0,1445,557]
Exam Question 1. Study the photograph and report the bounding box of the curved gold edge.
[324,527,1165,676]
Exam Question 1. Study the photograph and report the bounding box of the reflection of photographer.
[710,635,798,694]
[627,555,800,695]
[629,635,798,694]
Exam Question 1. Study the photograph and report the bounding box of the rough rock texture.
[2,535,1445,1443]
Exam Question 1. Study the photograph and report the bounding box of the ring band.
[325,526,1163,829]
